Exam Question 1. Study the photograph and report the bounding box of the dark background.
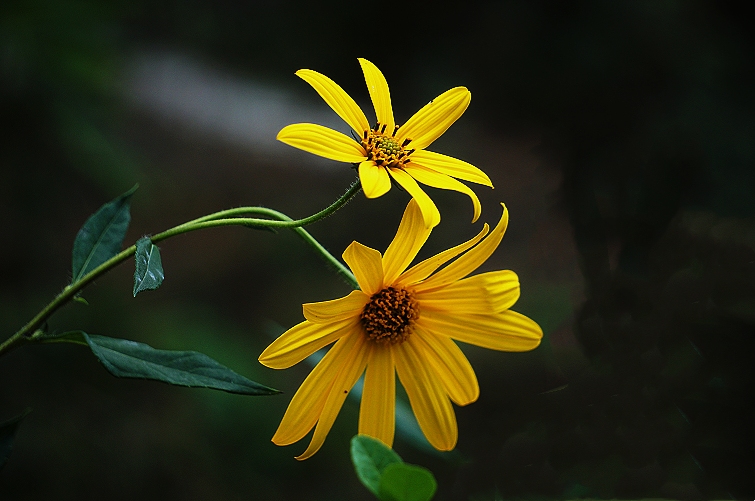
[1,1,753,499]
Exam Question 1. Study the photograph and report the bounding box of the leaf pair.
[71,184,164,297]
[351,435,437,501]
[65,187,275,395]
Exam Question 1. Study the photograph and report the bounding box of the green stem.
[0,180,361,357]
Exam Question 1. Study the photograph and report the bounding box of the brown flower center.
[361,122,414,169]
[360,286,419,345]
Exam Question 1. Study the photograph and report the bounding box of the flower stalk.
[0,180,362,357]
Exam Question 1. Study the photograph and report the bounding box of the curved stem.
[0,180,362,357]
[174,179,362,228]
[235,207,358,289]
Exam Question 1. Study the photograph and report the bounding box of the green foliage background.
[1,1,753,499]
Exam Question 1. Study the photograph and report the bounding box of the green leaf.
[351,435,404,498]
[1,408,31,471]
[379,463,437,501]
[71,185,138,284]
[133,237,165,296]
[48,331,280,396]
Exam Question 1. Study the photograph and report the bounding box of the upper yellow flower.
[259,199,543,460]
[277,58,493,228]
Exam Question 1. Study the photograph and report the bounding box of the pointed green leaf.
[71,185,138,284]
[47,331,280,396]
[351,435,404,498]
[379,463,437,501]
[1,408,31,471]
[133,237,165,296]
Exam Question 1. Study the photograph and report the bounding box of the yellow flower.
[277,58,493,228]
[259,199,543,460]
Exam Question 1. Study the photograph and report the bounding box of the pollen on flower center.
[362,122,414,169]
[360,286,419,345]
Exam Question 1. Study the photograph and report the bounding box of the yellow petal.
[414,326,479,406]
[404,163,482,223]
[343,241,384,295]
[259,318,357,369]
[420,204,508,289]
[303,290,368,324]
[358,344,396,447]
[358,58,394,131]
[277,123,367,163]
[296,69,371,134]
[418,309,543,352]
[382,199,432,285]
[409,149,493,187]
[397,224,489,287]
[396,87,470,151]
[358,161,392,199]
[395,338,457,451]
[272,332,359,446]
[414,270,520,312]
[388,168,441,229]
[296,334,370,460]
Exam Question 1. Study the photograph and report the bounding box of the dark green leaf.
[133,237,165,296]
[71,185,138,284]
[379,463,437,501]
[351,435,404,498]
[49,331,280,396]
[1,408,31,471]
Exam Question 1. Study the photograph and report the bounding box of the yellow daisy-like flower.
[277,58,493,228]
[259,199,543,460]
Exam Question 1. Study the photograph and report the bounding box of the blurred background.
[1,1,753,499]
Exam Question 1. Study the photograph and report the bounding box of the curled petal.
[259,318,357,369]
[303,290,368,324]
[277,123,367,163]
[396,87,471,151]
[397,224,489,287]
[359,345,396,447]
[388,168,441,229]
[409,149,493,187]
[404,163,482,223]
[359,58,394,131]
[418,309,543,352]
[382,199,432,285]
[420,204,508,289]
[415,270,520,313]
[296,69,370,134]
[343,241,384,295]
[359,161,392,199]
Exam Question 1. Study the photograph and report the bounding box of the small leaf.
[379,463,437,501]
[73,296,89,306]
[1,408,31,471]
[72,185,138,284]
[48,331,280,396]
[133,237,165,296]
[351,435,404,498]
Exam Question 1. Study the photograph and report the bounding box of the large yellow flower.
[277,58,493,228]
[259,200,543,460]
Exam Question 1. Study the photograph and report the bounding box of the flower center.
[361,122,414,169]
[360,286,419,345]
